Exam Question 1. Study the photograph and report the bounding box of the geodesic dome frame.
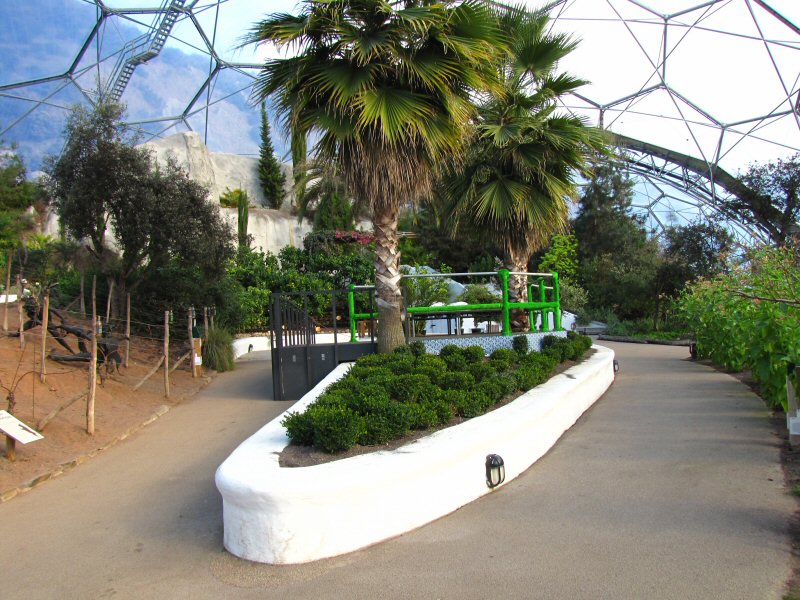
[0,0,798,244]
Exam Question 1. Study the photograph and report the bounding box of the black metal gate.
[270,289,377,401]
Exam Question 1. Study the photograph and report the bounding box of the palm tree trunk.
[373,207,405,353]
[505,248,531,331]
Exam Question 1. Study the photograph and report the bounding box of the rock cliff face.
[140,132,312,255]
[141,132,293,209]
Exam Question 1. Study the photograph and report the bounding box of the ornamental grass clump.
[203,326,234,372]
[282,334,593,453]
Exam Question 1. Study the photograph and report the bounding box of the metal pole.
[539,278,549,332]
[553,272,562,330]
[499,269,511,336]
[348,284,357,343]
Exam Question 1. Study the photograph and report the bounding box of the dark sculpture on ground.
[12,296,123,374]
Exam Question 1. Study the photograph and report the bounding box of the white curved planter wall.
[215,345,615,564]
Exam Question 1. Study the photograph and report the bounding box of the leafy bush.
[446,389,491,418]
[468,362,495,382]
[310,405,365,453]
[512,335,529,357]
[515,365,546,390]
[203,326,234,372]
[401,341,427,357]
[348,365,395,381]
[389,374,438,404]
[282,410,317,446]
[459,346,483,364]
[540,335,567,362]
[490,348,518,364]
[439,344,463,360]
[680,246,800,409]
[438,371,475,391]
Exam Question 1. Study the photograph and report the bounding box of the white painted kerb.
[215,345,615,564]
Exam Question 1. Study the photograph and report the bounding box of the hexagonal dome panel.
[0,0,797,244]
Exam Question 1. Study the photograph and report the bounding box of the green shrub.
[445,389,489,418]
[540,335,566,361]
[415,354,448,371]
[490,348,518,364]
[496,372,519,395]
[488,357,513,373]
[413,365,443,385]
[359,400,411,445]
[347,385,392,411]
[408,341,427,357]
[442,352,468,372]
[203,327,234,372]
[282,410,316,445]
[389,374,437,403]
[516,365,546,390]
[438,371,475,391]
[282,323,591,453]
[468,362,495,382]
[348,365,395,381]
[462,345,485,363]
[512,335,529,357]
[405,402,440,430]
[439,344,463,360]
[423,397,454,424]
[311,405,365,453]
[477,378,505,403]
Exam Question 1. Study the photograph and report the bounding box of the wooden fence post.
[17,275,24,349]
[203,306,209,342]
[189,307,197,378]
[79,272,85,318]
[2,250,10,334]
[163,310,170,398]
[124,293,130,368]
[40,292,49,383]
[87,276,97,435]
[105,280,114,324]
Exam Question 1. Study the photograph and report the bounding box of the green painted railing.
[347,270,561,341]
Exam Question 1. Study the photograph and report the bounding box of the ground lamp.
[485,454,505,488]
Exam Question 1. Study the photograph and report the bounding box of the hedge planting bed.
[282,332,594,455]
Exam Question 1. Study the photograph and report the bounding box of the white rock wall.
[141,131,295,212]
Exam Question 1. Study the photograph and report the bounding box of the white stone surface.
[215,345,615,564]
[141,131,295,212]
[232,336,272,360]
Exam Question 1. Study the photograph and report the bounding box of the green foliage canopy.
[47,100,235,317]
[680,246,799,409]
[258,102,286,209]
[0,147,39,253]
[246,0,507,352]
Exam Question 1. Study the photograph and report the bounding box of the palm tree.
[244,0,505,352]
[442,9,607,313]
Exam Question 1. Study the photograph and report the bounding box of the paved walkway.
[0,342,794,599]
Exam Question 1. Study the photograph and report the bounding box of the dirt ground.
[0,304,213,500]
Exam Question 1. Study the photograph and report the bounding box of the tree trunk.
[373,206,405,353]
[505,248,531,331]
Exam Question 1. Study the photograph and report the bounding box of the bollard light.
[485,454,505,488]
